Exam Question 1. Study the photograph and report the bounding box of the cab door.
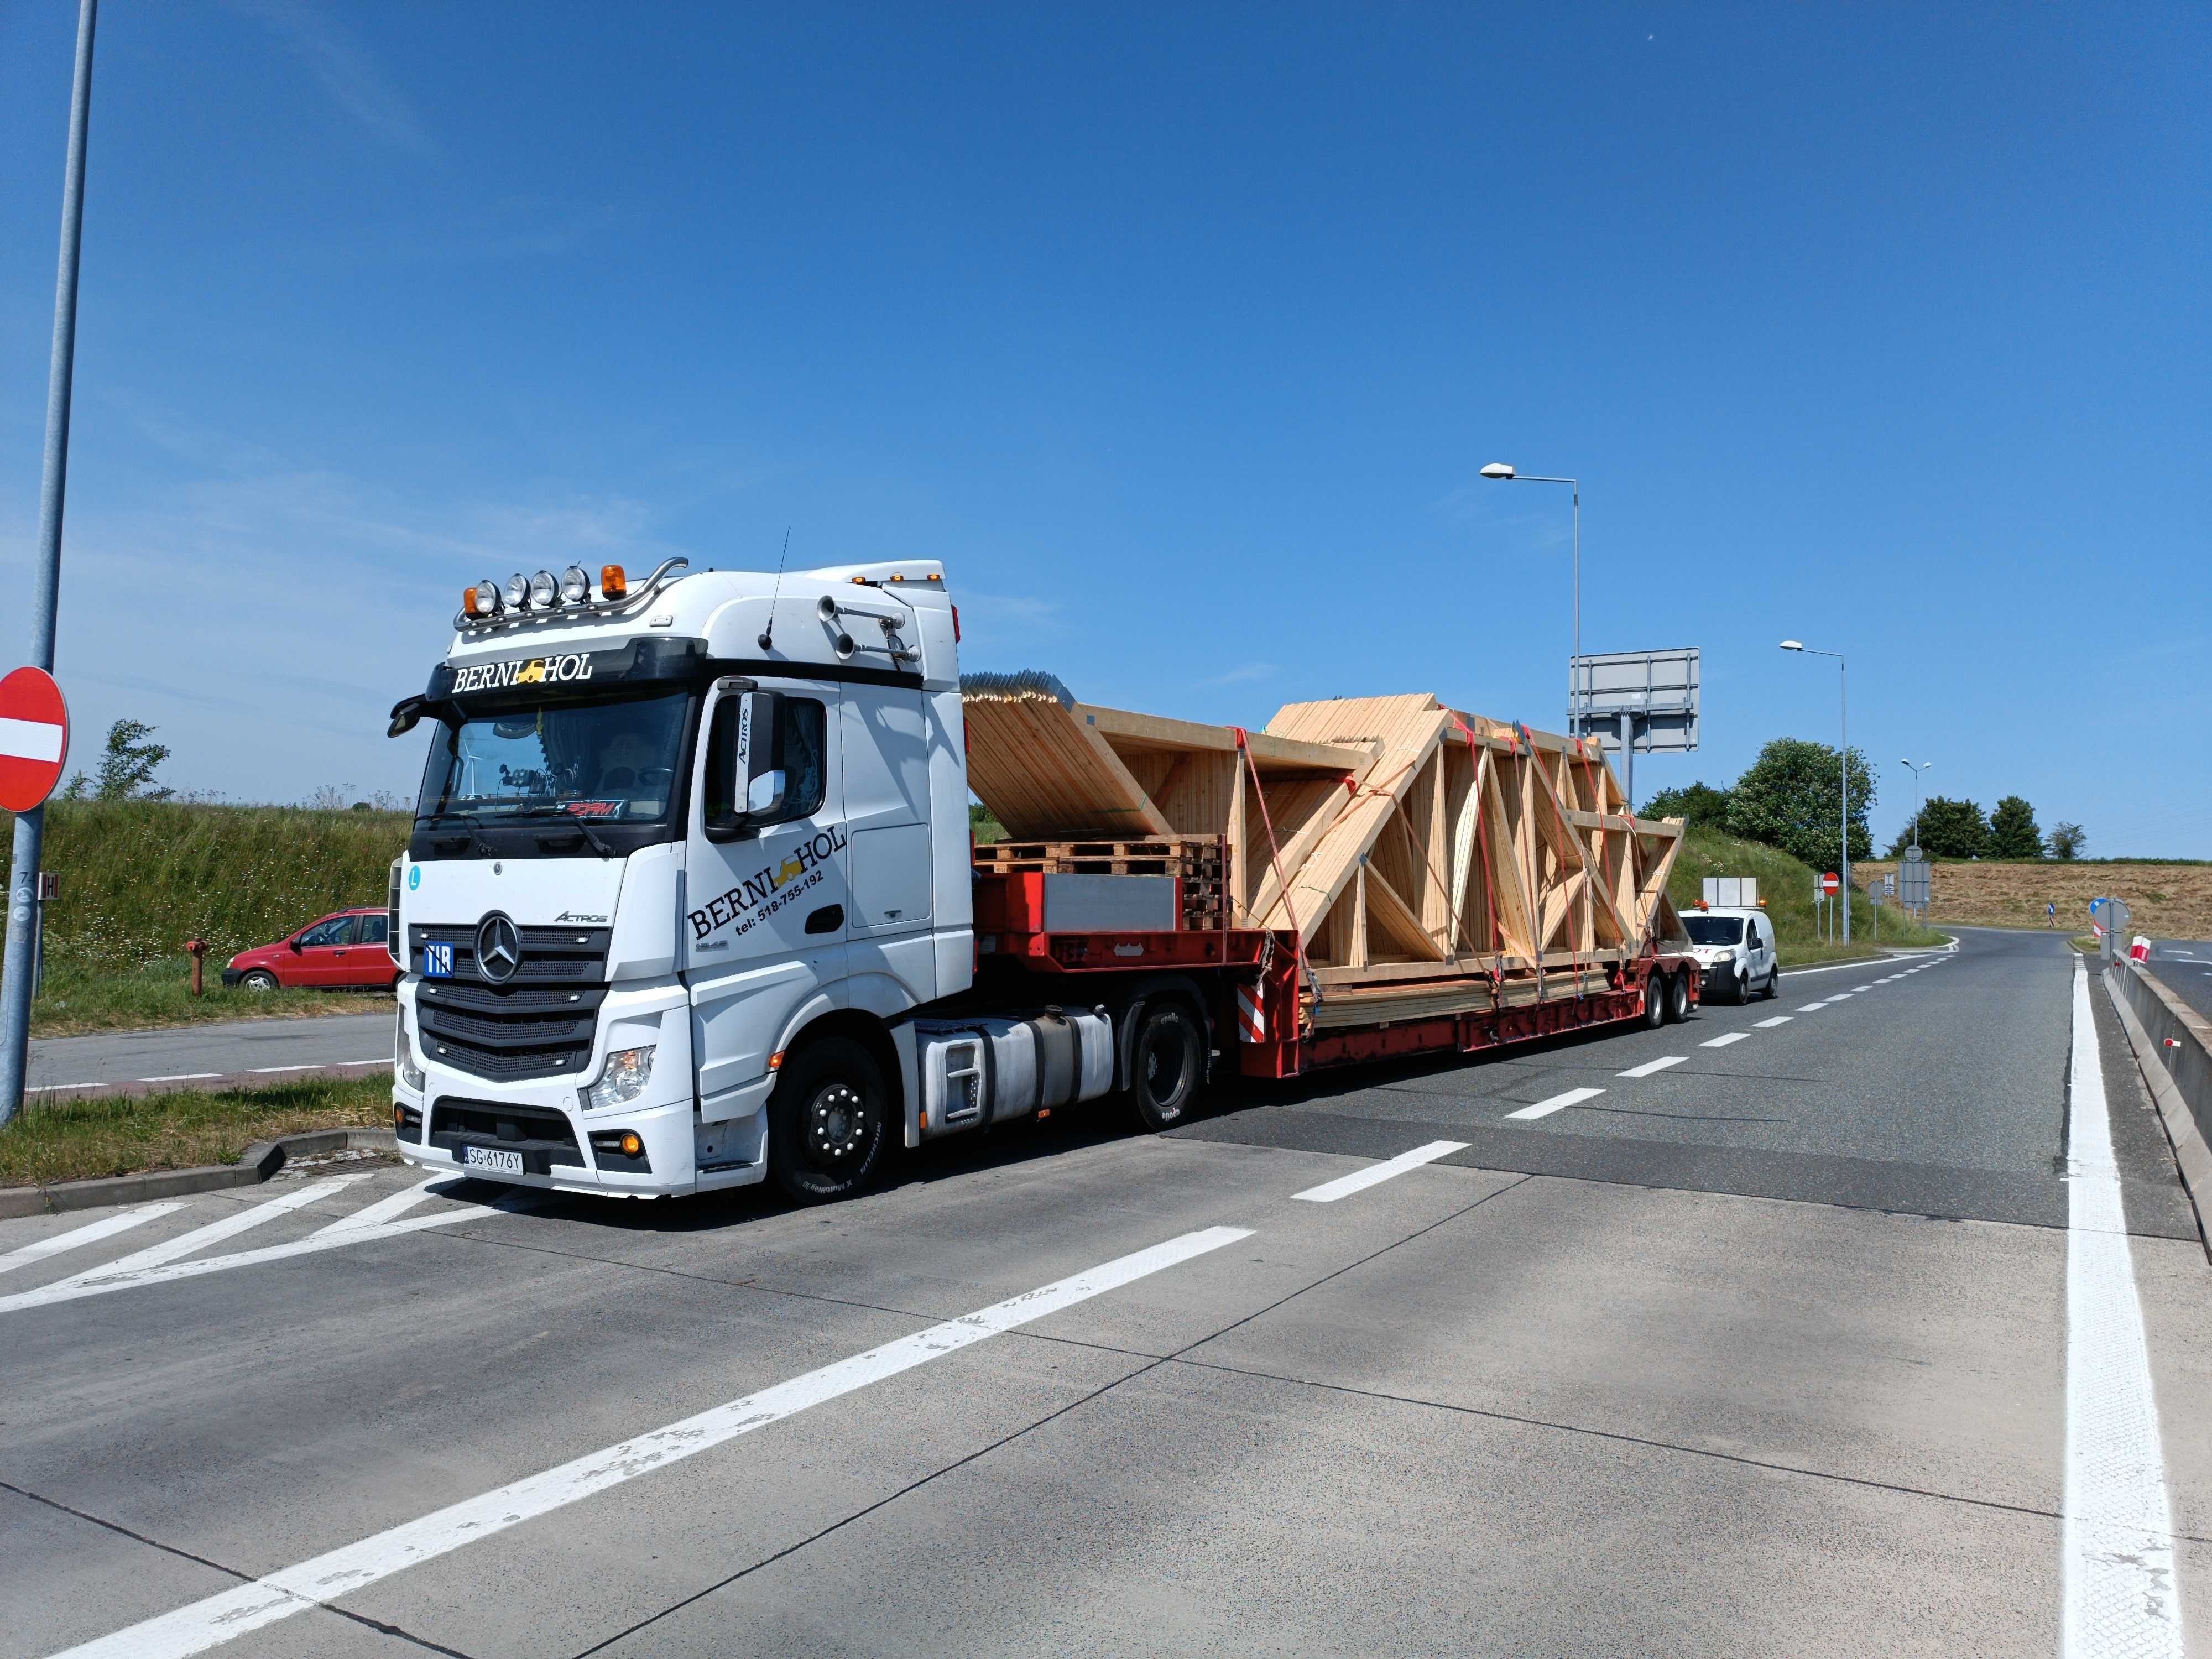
[839,683,936,1005]
[685,678,847,1123]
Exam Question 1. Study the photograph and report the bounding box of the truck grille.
[410,924,612,1082]
[428,1098,585,1172]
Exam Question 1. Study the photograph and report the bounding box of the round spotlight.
[528,570,559,608]
[503,572,529,610]
[618,1131,643,1158]
[471,579,502,615]
[560,565,591,604]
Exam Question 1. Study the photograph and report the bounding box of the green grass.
[0,1074,393,1189]
[0,799,406,1038]
[1668,825,1949,965]
[28,958,389,1040]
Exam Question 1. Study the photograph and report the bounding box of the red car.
[222,907,398,992]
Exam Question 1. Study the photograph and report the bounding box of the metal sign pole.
[0,0,98,1131]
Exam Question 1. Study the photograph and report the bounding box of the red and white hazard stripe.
[1235,983,1266,1044]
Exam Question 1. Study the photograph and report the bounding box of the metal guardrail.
[2106,959,2212,1253]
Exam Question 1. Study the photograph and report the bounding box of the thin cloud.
[228,0,438,159]
[1206,662,1277,685]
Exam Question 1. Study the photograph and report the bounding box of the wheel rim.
[1140,1022,1191,1114]
[804,1081,870,1170]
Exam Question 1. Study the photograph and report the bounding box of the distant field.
[1857,859,2212,937]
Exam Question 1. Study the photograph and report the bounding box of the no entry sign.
[0,667,70,812]
[1820,872,1841,895]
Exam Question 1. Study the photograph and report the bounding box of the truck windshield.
[1682,916,1745,946]
[417,690,690,827]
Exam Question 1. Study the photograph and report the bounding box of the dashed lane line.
[1618,1055,1688,1079]
[1506,1086,1604,1121]
[1754,1016,1793,1028]
[1797,1003,1829,1013]
[138,1073,221,1083]
[45,1225,1255,1659]
[1699,1032,1751,1048]
[1292,1140,1471,1203]
[0,1204,186,1277]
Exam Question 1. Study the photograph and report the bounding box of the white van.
[1682,907,1776,1003]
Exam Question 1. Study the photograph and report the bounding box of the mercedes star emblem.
[476,912,521,984]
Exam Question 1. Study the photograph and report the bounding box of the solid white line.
[1780,953,1941,980]
[0,1204,186,1277]
[46,1178,369,1285]
[2062,963,2184,1656]
[1618,1055,1687,1078]
[0,1188,543,1316]
[314,1177,458,1236]
[1699,1032,1751,1048]
[1505,1086,1603,1121]
[1754,1016,1792,1028]
[49,1225,1254,1659]
[139,1073,222,1083]
[1292,1140,1469,1203]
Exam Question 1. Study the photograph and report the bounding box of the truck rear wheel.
[1644,974,1667,1028]
[767,1036,890,1204]
[1128,1001,1203,1131]
[1666,971,1691,1024]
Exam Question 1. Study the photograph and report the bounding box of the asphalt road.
[25,1009,395,1094]
[1,927,2204,1657]
[2150,937,2212,1024]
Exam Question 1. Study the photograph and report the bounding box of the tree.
[1989,795,2042,859]
[93,718,173,801]
[2046,821,2088,860]
[1893,795,1990,859]
[1725,738,1875,868]
[1639,781,1732,828]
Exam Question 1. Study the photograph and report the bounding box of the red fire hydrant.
[184,938,209,998]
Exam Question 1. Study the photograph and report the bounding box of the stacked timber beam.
[961,671,1688,1025]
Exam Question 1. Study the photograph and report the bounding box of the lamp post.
[1781,640,1850,943]
[1481,463,1580,740]
[1900,760,1933,854]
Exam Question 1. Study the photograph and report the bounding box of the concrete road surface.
[1,927,2204,1657]
[25,1009,394,1094]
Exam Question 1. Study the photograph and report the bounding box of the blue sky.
[2,4,2205,854]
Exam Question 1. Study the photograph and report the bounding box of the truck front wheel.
[768,1036,890,1204]
[1666,971,1691,1024]
[1127,1001,1203,1131]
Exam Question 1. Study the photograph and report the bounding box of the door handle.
[805,904,844,936]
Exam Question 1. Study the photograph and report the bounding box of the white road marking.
[1827,992,1855,1000]
[0,1204,186,1277]
[314,1177,457,1236]
[67,1178,370,1281]
[1754,1016,1792,1028]
[139,1073,222,1083]
[49,1225,1254,1659]
[0,1185,533,1317]
[248,1065,317,1074]
[1797,1003,1830,1012]
[1292,1140,1469,1203]
[1699,1032,1751,1048]
[1618,1055,1687,1078]
[2062,961,2184,1656]
[1505,1086,1603,1121]
[1851,984,1874,991]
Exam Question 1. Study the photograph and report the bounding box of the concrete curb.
[2103,964,2212,1256]
[0,1128,400,1220]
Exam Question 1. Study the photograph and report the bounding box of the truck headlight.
[581,1046,654,1112]
[396,1013,426,1093]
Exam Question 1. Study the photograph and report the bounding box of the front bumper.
[220,967,246,987]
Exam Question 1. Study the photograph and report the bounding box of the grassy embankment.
[1668,825,1949,966]
[0,1075,393,1190]
[1857,857,2212,939]
[0,800,407,1039]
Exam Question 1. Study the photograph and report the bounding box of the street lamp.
[1900,760,1933,854]
[1481,462,1580,740]
[1780,640,1851,942]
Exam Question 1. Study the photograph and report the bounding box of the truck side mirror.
[707,689,785,839]
[746,768,787,817]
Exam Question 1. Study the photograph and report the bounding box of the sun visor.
[427,637,707,705]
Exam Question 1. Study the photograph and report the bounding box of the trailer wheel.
[1644,974,1667,1029]
[1665,971,1691,1024]
[1127,1001,1203,1131]
[767,1036,890,1204]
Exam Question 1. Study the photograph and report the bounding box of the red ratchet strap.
[1232,727,1320,1029]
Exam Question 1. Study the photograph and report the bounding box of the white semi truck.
[385,556,1699,1204]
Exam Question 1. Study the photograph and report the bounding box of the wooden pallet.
[975,835,1229,930]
